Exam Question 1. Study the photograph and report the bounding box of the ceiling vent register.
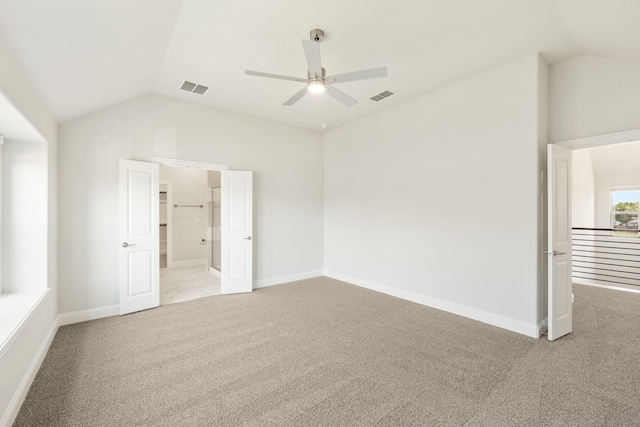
[180,81,209,95]
[369,90,395,102]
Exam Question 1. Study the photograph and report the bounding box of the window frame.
[610,186,640,236]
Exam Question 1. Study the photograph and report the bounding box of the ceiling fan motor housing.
[310,28,324,43]
[308,68,326,80]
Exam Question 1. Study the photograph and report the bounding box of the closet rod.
[174,204,204,208]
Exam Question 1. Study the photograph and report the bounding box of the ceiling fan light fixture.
[307,80,326,93]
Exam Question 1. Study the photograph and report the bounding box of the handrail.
[573,227,633,232]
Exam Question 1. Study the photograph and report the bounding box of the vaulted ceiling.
[0,0,639,131]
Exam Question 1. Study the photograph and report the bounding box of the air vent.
[369,89,395,102]
[180,81,209,95]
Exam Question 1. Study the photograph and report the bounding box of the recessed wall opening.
[570,139,640,293]
[158,164,221,305]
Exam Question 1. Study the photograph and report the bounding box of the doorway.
[157,165,222,305]
[119,158,254,315]
[570,139,640,293]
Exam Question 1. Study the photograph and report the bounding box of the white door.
[547,144,572,341]
[221,170,253,294]
[119,160,160,315]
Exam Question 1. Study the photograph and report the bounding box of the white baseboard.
[573,278,640,294]
[2,317,58,427]
[209,267,221,277]
[170,258,207,268]
[255,270,324,289]
[323,270,540,338]
[58,305,120,326]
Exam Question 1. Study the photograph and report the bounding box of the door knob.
[122,242,135,248]
[543,249,565,256]
[243,236,252,240]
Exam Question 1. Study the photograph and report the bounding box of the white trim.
[555,129,640,149]
[573,278,640,295]
[323,270,541,338]
[255,270,324,289]
[58,305,119,326]
[0,289,49,358]
[151,157,229,171]
[170,258,208,268]
[1,316,58,427]
[209,266,221,277]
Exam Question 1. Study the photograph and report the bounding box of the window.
[611,189,639,237]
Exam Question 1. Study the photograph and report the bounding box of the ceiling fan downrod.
[310,28,324,43]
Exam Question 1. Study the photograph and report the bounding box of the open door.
[119,160,160,315]
[547,144,572,340]
[221,170,253,294]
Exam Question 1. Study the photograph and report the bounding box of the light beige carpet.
[14,277,640,426]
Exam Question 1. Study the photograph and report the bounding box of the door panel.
[127,251,153,296]
[119,160,160,315]
[547,144,572,341]
[221,170,253,294]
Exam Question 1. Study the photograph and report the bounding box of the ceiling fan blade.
[327,67,388,84]
[301,39,322,77]
[245,70,307,83]
[326,84,357,107]
[283,87,309,106]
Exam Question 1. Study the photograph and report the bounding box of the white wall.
[570,142,640,229]
[0,33,57,427]
[550,56,640,143]
[2,141,48,292]
[160,165,207,263]
[572,149,595,228]
[58,94,324,314]
[324,54,547,335]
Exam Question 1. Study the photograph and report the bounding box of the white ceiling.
[588,140,640,178]
[0,0,639,131]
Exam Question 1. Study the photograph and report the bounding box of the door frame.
[555,129,640,150]
[548,128,640,334]
[556,129,640,292]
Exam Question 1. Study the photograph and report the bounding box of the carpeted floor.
[14,277,640,426]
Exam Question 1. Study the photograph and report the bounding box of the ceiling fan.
[245,29,388,107]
